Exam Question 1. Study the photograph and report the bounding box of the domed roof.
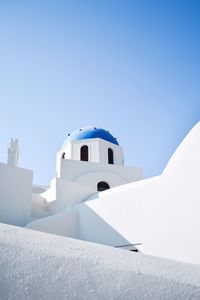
[63,126,119,146]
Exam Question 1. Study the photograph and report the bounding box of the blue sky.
[0,0,199,184]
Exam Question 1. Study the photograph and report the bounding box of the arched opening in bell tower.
[108,148,114,164]
[80,145,89,161]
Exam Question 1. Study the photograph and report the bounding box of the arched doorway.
[97,181,110,192]
[80,145,89,161]
[108,148,114,164]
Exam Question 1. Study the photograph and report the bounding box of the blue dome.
[63,127,119,146]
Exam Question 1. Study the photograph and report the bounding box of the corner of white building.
[0,162,33,226]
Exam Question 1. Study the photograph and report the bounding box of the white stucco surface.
[1,223,200,300]
[77,122,200,265]
[27,208,78,237]
[27,131,143,234]
[3,123,200,266]
[59,158,142,183]
[57,138,124,166]
[0,163,33,226]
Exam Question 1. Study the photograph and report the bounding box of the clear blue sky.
[0,0,199,184]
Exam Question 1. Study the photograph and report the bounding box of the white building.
[29,127,143,249]
[40,126,143,212]
[2,123,200,264]
[28,127,142,237]
[0,127,143,250]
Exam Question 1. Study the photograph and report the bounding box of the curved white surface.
[78,122,200,264]
[1,223,200,300]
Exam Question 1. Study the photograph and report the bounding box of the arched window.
[108,148,114,164]
[62,152,65,159]
[97,181,110,192]
[80,145,89,161]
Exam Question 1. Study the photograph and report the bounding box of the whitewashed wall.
[27,208,78,238]
[59,159,142,183]
[77,123,200,265]
[57,138,124,173]
[0,163,33,226]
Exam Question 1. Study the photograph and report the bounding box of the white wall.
[35,144,142,221]
[74,171,127,190]
[3,223,200,300]
[56,143,71,177]
[41,177,96,210]
[76,122,200,265]
[28,156,142,234]
[32,193,52,219]
[98,139,124,165]
[72,139,99,162]
[0,163,33,226]
[57,138,124,172]
[27,208,78,238]
[59,158,142,183]
[55,178,96,210]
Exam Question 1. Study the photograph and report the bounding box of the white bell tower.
[56,130,125,177]
[40,126,142,212]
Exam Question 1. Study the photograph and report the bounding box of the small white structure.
[37,126,142,213]
[7,138,19,167]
